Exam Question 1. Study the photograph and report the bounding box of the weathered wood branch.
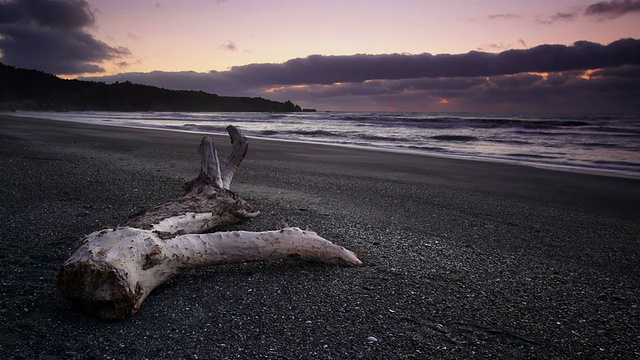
[220,125,248,190]
[57,227,361,319]
[126,126,258,231]
[198,136,223,188]
[57,126,362,320]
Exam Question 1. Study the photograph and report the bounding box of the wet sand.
[1,114,639,359]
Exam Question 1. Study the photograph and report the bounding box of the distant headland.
[0,63,309,112]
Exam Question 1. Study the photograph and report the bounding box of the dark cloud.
[482,71,640,113]
[1,24,128,74]
[0,0,129,74]
[592,64,640,78]
[289,72,636,113]
[0,0,94,30]
[585,0,640,18]
[83,38,640,114]
[273,69,640,114]
[221,38,640,86]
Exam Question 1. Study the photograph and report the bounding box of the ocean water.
[12,111,640,178]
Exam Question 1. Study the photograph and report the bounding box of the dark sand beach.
[1,114,639,359]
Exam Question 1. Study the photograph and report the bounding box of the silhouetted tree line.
[0,63,302,112]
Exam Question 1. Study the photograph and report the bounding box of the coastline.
[7,111,640,180]
[1,114,639,359]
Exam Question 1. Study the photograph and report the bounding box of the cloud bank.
[223,38,640,84]
[0,0,129,74]
[82,38,640,113]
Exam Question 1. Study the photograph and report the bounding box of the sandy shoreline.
[10,111,640,180]
[1,114,639,359]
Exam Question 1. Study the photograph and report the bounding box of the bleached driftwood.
[57,126,362,320]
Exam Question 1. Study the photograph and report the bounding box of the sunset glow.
[264,86,286,93]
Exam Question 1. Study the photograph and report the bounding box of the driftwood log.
[57,126,362,320]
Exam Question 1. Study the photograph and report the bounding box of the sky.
[1,0,639,113]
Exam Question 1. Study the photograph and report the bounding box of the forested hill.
[0,63,302,112]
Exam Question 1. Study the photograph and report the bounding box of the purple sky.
[1,0,639,113]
